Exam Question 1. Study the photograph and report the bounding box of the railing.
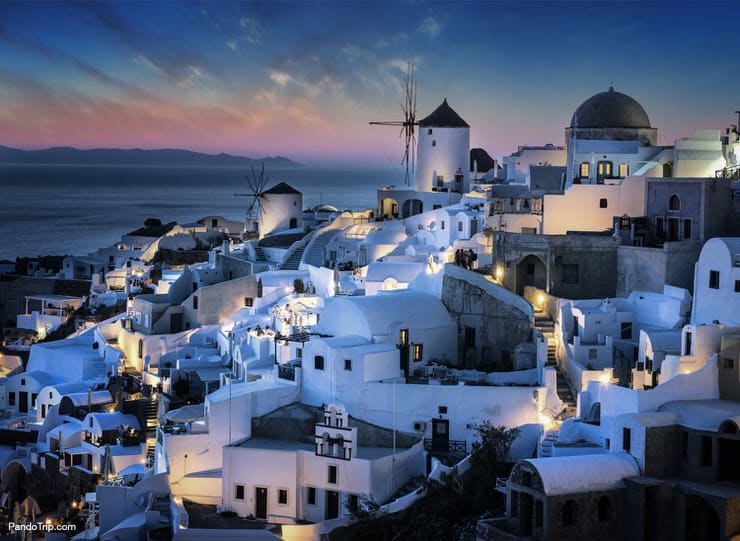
[424,438,467,454]
[277,364,296,381]
[716,164,740,179]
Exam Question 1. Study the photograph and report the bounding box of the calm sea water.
[0,164,398,260]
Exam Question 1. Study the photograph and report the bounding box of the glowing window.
[579,162,589,178]
[618,163,628,177]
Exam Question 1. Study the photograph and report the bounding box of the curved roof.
[419,98,469,128]
[522,452,639,495]
[317,291,454,339]
[571,87,651,129]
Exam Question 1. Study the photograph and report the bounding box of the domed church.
[564,87,669,186]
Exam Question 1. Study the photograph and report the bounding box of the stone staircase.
[540,431,559,458]
[280,244,307,270]
[534,310,577,417]
[253,244,267,262]
[303,229,338,267]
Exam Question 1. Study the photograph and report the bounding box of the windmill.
[235,164,271,236]
[370,63,418,186]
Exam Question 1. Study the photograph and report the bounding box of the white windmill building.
[236,165,303,239]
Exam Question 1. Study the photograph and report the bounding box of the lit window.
[413,343,423,362]
[579,162,589,178]
[399,329,409,346]
[618,163,628,177]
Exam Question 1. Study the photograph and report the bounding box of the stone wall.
[616,241,701,296]
[441,265,532,369]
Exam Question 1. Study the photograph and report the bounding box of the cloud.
[417,16,441,39]
[239,17,261,44]
[269,70,292,87]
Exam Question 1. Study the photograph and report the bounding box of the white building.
[221,404,424,523]
[691,237,740,326]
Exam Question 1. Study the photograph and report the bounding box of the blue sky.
[0,1,737,166]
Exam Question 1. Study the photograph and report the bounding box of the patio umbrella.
[101,446,115,480]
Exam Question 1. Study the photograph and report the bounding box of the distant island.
[0,146,302,167]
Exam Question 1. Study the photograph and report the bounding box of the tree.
[471,421,520,464]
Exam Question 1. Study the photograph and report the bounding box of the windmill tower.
[235,164,271,238]
[370,63,418,186]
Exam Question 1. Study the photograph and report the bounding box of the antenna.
[235,164,271,235]
[369,62,418,185]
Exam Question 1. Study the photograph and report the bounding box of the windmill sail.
[369,63,418,185]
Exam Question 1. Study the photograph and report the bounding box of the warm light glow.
[495,266,504,281]
[600,373,611,384]
[537,293,545,307]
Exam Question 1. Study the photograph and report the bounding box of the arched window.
[563,500,577,526]
[598,496,611,521]
[579,163,589,178]
[668,194,680,212]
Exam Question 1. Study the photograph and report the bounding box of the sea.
[0,164,399,261]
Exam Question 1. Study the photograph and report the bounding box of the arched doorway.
[685,494,720,541]
[2,460,28,503]
[516,255,547,295]
[381,198,399,219]
[402,199,423,218]
[289,217,298,229]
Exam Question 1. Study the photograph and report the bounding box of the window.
[599,198,608,208]
[413,343,423,362]
[457,222,463,232]
[605,438,610,449]
[8,392,15,406]
[314,356,324,370]
[623,427,631,452]
[521,227,537,234]
[296,348,302,358]
[620,215,631,229]
[438,406,448,415]
[244,297,253,307]
[709,270,720,289]
[668,194,680,211]
[31,393,37,407]
[235,485,245,500]
[598,496,611,521]
[49,392,53,399]
[736,280,740,293]
[20,379,25,386]
[441,220,445,230]
[344,359,352,371]
[588,349,597,360]
[681,431,689,459]
[427,128,432,135]
[579,162,589,178]
[723,357,734,369]
[432,140,436,147]
[436,175,444,187]
[464,327,476,347]
[193,296,198,310]
[563,500,577,526]
[307,486,317,505]
[621,322,632,340]
[328,465,337,484]
[278,489,288,505]
[597,161,612,179]
[683,219,692,240]
[618,163,628,177]
[399,328,409,346]
[561,264,579,284]
[701,436,712,466]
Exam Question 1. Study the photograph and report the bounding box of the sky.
[0,1,738,167]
